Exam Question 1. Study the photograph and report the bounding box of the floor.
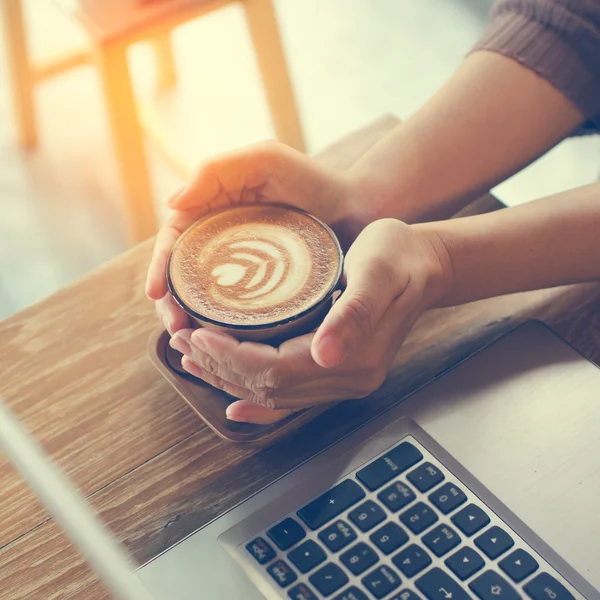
[0,0,598,320]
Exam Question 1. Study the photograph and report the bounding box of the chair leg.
[1,0,37,149]
[243,0,306,153]
[151,32,177,90]
[95,41,158,244]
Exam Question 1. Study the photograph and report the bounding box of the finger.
[169,143,279,211]
[182,360,252,399]
[145,187,186,299]
[156,294,190,335]
[186,345,249,389]
[174,329,258,391]
[190,328,325,391]
[167,185,185,206]
[180,355,204,379]
[147,203,214,300]
[272,293,423,408]
[146,225,183,300]
[225,400,296,424]
[146,204,204,301]
[169,141,343,219]
[312,223,407,368]
[183,331,364,410]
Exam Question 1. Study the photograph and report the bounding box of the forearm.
[423,182,600,307]
[348,51,584,224]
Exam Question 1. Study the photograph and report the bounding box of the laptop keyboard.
[242,437,578,600]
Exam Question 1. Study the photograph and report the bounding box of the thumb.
[167,142,279,211]
[311,229,403,368]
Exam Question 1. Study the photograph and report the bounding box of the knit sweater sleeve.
[471,0,600,132]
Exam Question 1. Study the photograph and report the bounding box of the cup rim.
[165,203,344,332]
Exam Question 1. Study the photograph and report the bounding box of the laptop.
[1,321,599,600]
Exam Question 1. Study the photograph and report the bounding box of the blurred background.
[1,0,599,321]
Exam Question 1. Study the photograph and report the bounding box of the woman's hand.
[146,141,372,335]
[169,219,453,424]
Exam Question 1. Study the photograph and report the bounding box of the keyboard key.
[499,548,539,583]
[362,565,402,599]
[356,442,423,490]
[370,522,409,554]
[268,518,306,550]
[377,481,416,512]
[319,520,357,552]
[524,573,576,600]
[407,462,444,492]
[475,526,514,559]
[445,546,485,581]
[390,591,422,600]
[298,480,366,530]
[428,482,467,515]
[348,500,386,532]
[415,567,470,600]
[451,504,490,536]
[267,559,298,588]
[309,563,349,597]
[288,583,319,600]
[400,502,438,534]
[288,539,326,573]
[340,542,379,575]
[333,587,369,600]
[392,544,432,577]
[422,524,460,557]
[246,536,275,565]
[470,570,520,600]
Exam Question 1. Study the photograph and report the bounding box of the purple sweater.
[472,0,600,132]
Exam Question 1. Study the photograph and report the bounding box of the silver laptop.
[1,321,599,600]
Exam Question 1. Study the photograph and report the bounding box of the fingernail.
[167,190,188,208]
[166,186,184,208]
[316,333,347,368]
[225,402,263,424]
[170,335,191,355]
[225,405,245,422]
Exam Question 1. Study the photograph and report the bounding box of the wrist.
[348,156,459,227]
[328,174,385,248]
[346,168,404,224]
[411,221,456,309]
[346,124,439,225]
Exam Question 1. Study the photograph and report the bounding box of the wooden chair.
[0,0,306,243]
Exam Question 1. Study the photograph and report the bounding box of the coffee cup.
[166,204,343,344]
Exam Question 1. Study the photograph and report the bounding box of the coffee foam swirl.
[203,224,311,310]
[169,205,341,327]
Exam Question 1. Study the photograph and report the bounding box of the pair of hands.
[146,141,452,424]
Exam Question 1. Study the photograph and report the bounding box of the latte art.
[210,241,289,298]
[168,205,342,327]
[204,224,311,314]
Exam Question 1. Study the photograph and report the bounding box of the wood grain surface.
[1,114,599,599]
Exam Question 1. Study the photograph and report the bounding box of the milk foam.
[169,205,340,326]
[205,226,310,310]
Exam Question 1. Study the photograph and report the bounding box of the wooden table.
[1,116,599,600]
